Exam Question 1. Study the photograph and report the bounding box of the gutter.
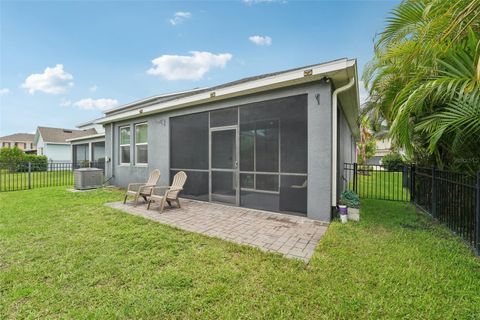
[331,77,355,207]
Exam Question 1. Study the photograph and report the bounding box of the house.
[34,127,97,162]
[0,133,36,152]
[96,58,360,222]
[367,138,392,165]
[67,119,106,168]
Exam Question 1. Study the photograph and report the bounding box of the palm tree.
[363,0,480,172]
[356,114,376,165]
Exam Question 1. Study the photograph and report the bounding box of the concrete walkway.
[107,199,328,262]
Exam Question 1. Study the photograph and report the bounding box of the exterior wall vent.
[303,69,313,77]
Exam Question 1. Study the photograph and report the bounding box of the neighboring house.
[367,138,392,165]
[67,119,106,168]
[34,127,97,162]
[96,58,360,222]
[0,133,36,152]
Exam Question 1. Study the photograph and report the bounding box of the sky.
[0,0,399,136]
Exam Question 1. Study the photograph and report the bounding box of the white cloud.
[89,85,98,92]
[359,81,370,104]
[0,88,10,95]
[248,35,272,46]
[72,98,119,111]
[21,64,74,94]
[147,51,232,81]
[169,11,192,25]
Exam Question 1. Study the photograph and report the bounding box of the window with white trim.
[119,126,131,164]
[135,123,148,164]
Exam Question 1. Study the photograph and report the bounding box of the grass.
[350,171,410,201]
[0,169,73,191]
[1,187,479,319]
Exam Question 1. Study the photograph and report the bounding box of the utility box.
[74,168,103,190]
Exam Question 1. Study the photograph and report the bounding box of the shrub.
[0,147,47,172]
[339,190,360,208]
[23,154,48,171]
[382,153,405,171]
[0,147,24,165]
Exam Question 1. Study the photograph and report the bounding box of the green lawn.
[0,169,73,191]
[350,171,410,201]
[1,188,479,319]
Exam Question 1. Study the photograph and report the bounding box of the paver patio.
[107,199,328,262]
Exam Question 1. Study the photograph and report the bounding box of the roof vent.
[63,130,73,133]
[303,69,313,77]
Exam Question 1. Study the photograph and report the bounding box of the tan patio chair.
[123,169,161,206]
[147,171,187,213]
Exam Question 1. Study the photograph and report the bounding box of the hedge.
[381,153,405,171]
[0,147,48,172]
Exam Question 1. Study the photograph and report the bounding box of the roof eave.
[43,142,71,145]
[66,133,106,142]
[97,59,357,125]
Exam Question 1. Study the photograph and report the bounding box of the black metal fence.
[343,163,411,201]
[412,166,479,255]
[344,163,480,255]
[0,161,105,192]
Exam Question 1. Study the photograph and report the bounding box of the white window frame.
[135,122,148,165]
[119,125,131,165]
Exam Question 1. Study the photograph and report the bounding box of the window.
[73,144,89,167]
[135,123,148,164]
[239,94,308,213]
[119,126,131,164]
[170,113,209,200]
[168,95,307,214]
[92,142,105,163]
[239,119,280,192]
[92,142,105,170]
[170,113,209,169]
[210,108,238,127]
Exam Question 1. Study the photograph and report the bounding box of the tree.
[363,0,480,173]
[357,115,377,165]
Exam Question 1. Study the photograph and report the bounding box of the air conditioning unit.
[74,168,103,190]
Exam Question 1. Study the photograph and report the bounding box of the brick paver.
[107,199,328,262]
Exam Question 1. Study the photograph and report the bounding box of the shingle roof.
[37,127,97,143]
[103,58,349,116]
[0,133,35,142]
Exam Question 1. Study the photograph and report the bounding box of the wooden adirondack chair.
[123,169,161,206]
[147,171,187,213]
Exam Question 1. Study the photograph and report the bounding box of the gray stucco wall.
[337,104,356,198]
[105,80,334,221]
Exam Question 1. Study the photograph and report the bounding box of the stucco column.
[307,81,332,222]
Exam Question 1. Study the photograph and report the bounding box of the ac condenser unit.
[74,168,103,190]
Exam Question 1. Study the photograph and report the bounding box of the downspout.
[109,123,114,181]
[111,123,114,174]
[331,77,355,206]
